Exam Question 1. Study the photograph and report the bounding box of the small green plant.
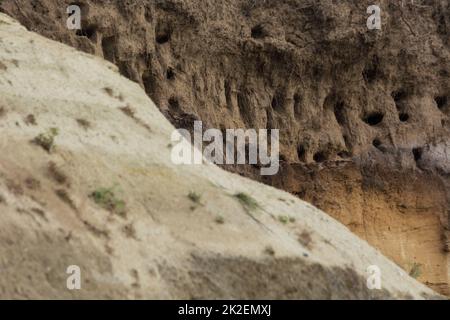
[188,191,201,204]
[234,192,259,212]
[33,127,59,152]
[215,215,225,224]
[91,187,126,217]
[278,215,289,224]
[409,262,422,279]
[278,215,296,224]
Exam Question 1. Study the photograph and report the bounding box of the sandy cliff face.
[0,12,442,299]
[0,0,449,294]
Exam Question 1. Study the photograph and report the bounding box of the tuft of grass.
[278,215,296,224]
[188,191,201,204]
[32,127,59,152]
[215,215,225,224]
[90,187,126,217]
[409,262,422,279]
[234,192,259,212]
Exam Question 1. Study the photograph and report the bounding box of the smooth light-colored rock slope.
[0,13,442,299]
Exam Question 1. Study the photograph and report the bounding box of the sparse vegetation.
[409,262,422,279]
[32,127,59,152]
[188,191,201,204]
[91,187,126,217]
[215,215,225,224]
[278,215,289,224]
[234,192,259,212]
[278,215,296,224]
